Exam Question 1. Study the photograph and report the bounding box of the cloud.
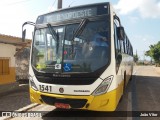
[114,0,160,18]
[139,0,160,18]
[114,0,142,15]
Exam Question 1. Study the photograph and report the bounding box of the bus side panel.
[116,77,124,103]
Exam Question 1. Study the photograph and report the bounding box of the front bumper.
[30,87,120,111]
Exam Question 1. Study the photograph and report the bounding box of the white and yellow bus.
[23,2,134,111]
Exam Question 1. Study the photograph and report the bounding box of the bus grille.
[36,76,97,85]
[41,95,88,108]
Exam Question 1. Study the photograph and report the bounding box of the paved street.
[0,84,31,111]
[0,66,160,120]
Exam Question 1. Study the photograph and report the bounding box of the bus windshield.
[32,20,110,73]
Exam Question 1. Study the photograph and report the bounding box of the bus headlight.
[92,76,113,96]
[28,75,38,91]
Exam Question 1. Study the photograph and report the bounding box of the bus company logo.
[59,88,64,93]
[74,90,90,93]
[53,74,71,78]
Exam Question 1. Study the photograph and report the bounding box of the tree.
[145,41,160,64]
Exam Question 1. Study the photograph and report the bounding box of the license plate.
[55,103,70,109]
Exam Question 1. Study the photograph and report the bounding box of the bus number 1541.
[39,85,52,92]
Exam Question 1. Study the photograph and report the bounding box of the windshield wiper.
[70,19,89,58]
[73,18,89,38]
[47,23,59,54]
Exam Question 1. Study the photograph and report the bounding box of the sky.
[0,0,160,60]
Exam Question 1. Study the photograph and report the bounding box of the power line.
[49,0,56,11]
[68,1,75,7]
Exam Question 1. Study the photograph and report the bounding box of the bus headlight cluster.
[28,74,38,91]
[92,76,113,96]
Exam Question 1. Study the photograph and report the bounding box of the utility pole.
[58,0,62,9]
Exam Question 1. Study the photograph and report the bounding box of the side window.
[131,46,133,56]
[114,24,121,57]
[120,40,124,53]
[129,44,133,56]
[124,36,127,54]
[114,24,125,54]
[126,38,129,54]
[128,42,131,55]
[114,23,122,73]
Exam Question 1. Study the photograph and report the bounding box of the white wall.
[0,43,16,67]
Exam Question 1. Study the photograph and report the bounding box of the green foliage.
[145,41,160,64]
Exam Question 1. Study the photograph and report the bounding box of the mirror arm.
[22,21,35,28]
[22,21,35,42]
[114,15,122,27]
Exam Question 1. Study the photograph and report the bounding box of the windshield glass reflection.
[32,20,110,73]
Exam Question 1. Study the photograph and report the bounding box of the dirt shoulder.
[154,66,160,75]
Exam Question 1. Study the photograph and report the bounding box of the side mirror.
[22,21,35,42]
[22,29,26,42]
[117,27,125,40]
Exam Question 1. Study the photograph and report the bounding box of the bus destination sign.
[43,7,97,23]
[36,3,109,24]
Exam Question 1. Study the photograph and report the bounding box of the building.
[0,34,31,85]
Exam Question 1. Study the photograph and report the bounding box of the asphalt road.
[1,66,160,120]
[0,84,31,111]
